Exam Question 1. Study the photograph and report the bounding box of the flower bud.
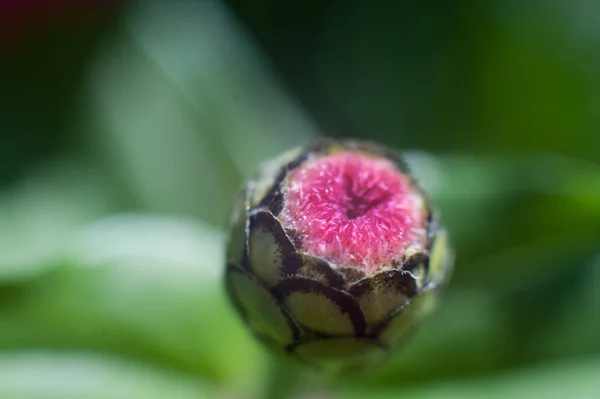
[225,139,453,370]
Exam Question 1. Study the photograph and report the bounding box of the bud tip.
[281,150,427,273]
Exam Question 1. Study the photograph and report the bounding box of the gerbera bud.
[225,139,453,371]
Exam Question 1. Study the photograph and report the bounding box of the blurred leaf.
[342,356,600,399]
[83,0,315,227]
[0,159,115,282]
[406,152,600,287]
[85,37,240,226]
[0,352,213,399]
[474,0,600,162]
[0,214,268,393]
[307,0,473,149]
[344,289,513,387]
[129,0,318,174]
[528,252,600,359]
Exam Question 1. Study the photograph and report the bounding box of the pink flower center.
[281,151,427,273]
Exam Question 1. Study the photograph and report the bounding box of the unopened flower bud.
[225,139,453,370]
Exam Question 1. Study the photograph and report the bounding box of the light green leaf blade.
[0,352,213,399]
[0,214,268,391]
[0,159,114,282]
[342,356,600,399]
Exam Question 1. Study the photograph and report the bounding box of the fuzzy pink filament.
[281,151,426,273]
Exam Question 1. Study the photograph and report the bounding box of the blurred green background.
[0,0,599,398]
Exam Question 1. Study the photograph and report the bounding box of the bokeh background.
[1,0,599,398]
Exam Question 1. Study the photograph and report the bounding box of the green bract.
[225,139,453,371]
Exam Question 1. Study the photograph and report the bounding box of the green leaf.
[83,0,316,227]
[406,152,600,288]
[341,356,600,399]
[346,289,513,387]
[0,159,114,282]
[0,214,268,391]
[0,352,213,399]
[527,253,600,359]
[128,0,318,174]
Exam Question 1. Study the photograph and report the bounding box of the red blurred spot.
[0,0,124,49]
